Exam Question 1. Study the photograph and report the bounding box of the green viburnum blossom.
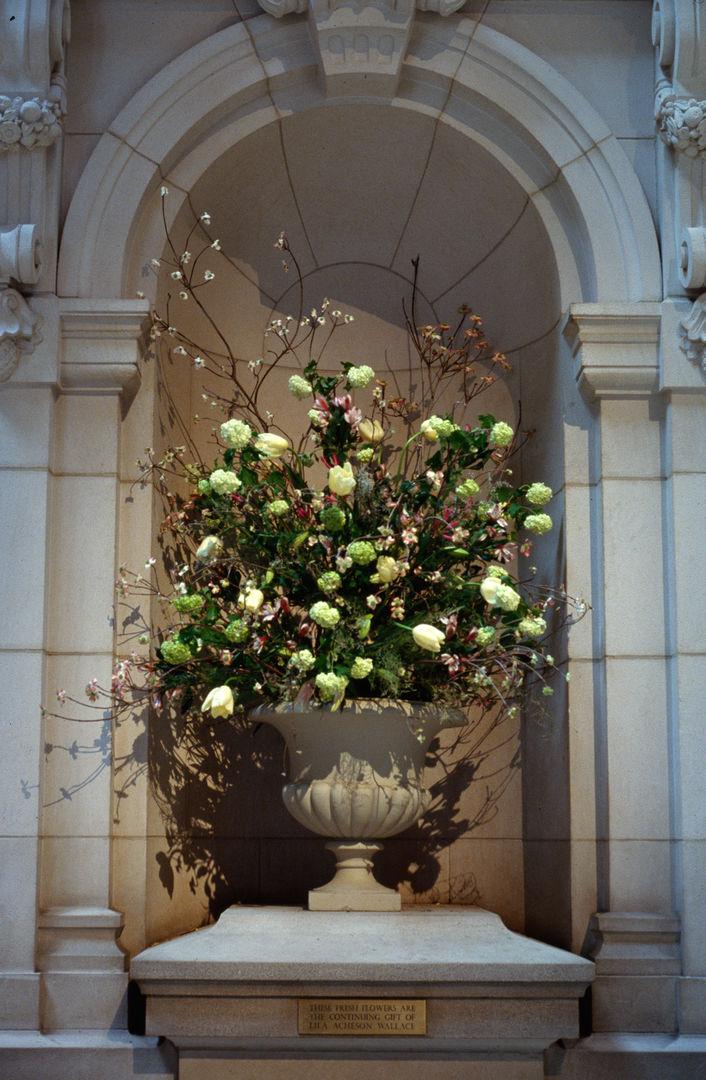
[309,601,341,628]
[288,374,313,399]
[197,479,211,494]
[319,506,346,533]
[172,594,205,614]
[315,671,348,701]
[290,648,316,672]
[475,626,496,647]
[457,477,480,499]
[517,615,547,639]
[356,447,374,464]
[421,415,457,441]
[489,421,514,448]
[220,418,252,450]
[524,513,553,535]
[317,571,342,594]
[486,565,508,579]
[225,618,249,643]
[267,499,290,517]
[347,364,375,388]
[347,540,377,565]
[160,637,191,664]
[495,583,521,611]
[350,656,374,679]
[210,469,241,495]
[526,482,553,506]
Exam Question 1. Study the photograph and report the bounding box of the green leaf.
[239,466,258,488]
[268,470,287,492]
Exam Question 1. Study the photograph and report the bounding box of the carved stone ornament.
[257,0,464,15]
[679,293,706,371]
[256,0,465,96]
[0,90,65,152]
[655,83,706,158]
[0,287,42,382]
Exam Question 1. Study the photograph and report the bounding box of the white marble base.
[131,905,594,1075]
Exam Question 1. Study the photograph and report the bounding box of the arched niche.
[57,14,660,954]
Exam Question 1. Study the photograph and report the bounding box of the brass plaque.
[298,998,426,1036]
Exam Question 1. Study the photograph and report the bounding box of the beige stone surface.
[601,478,666,656]
[132,905,592,983]
[0,469,50,650]
[53,394,121,475]
[605,658,670,841]
[179,1059,542,1080]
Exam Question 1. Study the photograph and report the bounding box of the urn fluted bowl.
[252,698,466,910]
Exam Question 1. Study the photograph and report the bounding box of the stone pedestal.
[132,906,594,1079]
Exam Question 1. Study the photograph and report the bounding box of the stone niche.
[117,97,570,959]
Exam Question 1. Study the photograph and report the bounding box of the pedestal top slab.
[132,906,594,985]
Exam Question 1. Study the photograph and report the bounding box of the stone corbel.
[563,304,662,401]
[0,224,43,382]
[655,82,706,159]
[0,0,69,153]
[678,292,706,370]
[256,0,465,97]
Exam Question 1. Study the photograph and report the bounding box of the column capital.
[59,298,150,398]
[563,304,661,400]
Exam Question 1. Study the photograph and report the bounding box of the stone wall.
[1,0,704,1075]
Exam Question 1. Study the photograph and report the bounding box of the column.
[565,304,682,1033]
[0,296,58,1030]
[37,299,148,1030]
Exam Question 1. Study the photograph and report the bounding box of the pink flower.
[440,653,461,676]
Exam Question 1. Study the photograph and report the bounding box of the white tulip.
[412,623,446,653]
[327,462,357,496]
[239,587,264,614]
[201,685,234,719]
[358,419,384,444]
[480,577,501,605]
[255,432,290,458]
[195,535,223,563]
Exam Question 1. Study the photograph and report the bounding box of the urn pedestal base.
[131,905,595,1080]
[309,841,401,911]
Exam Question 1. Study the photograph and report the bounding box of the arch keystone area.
[58,15,660,305]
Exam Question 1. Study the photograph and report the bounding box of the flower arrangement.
[45,208,586,822]
[103,217,581,731]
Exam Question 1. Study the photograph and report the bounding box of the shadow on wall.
[142,707,521,917]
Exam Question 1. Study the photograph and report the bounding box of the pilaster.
[35,298,149,1029]
[0,293,60,1029]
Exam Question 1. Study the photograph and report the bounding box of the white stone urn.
[252,699,466,911]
